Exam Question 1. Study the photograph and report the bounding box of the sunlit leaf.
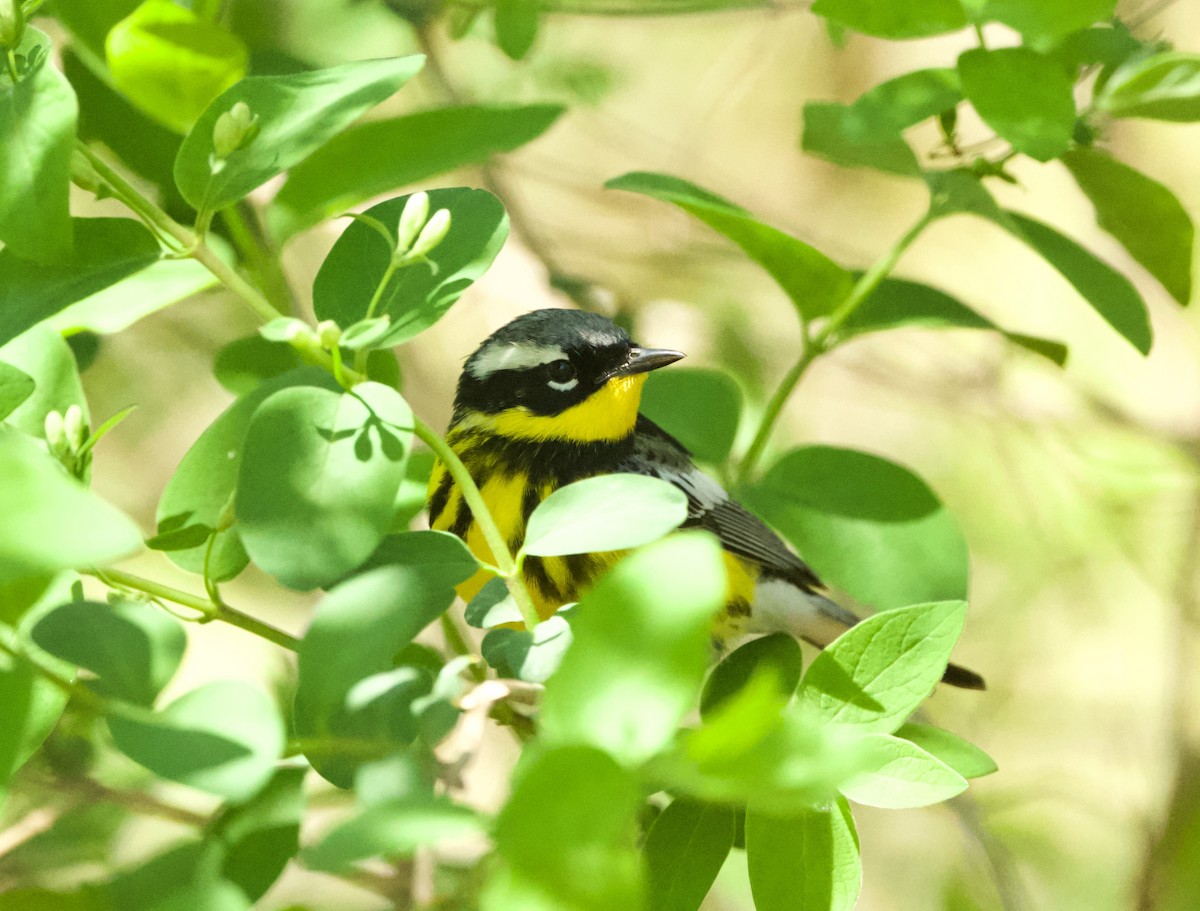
[304,798,482,872]
[811,0,966,39]
[895,722,998,779]
[1096,51,1200,122]
[974,0,1117,42]
[841,733,968,808]
[746,796,861,911]
[0,362,36,421]
[643,800,735,911]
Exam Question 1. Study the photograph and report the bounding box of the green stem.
[440,614,487,683]
[355,258,401,374]
[413,418,541,630]
[736,208,934,484]
[88,568,300,652]
[220,203,297,315]
[6,49,20,82]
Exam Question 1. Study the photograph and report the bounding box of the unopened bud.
[44,410,66,453]
[396,191,430,251]
[408,208,451,258]
[64,405,87,451]
[0,0,25,51]
[316,320,342,349]
[211,101,259,161]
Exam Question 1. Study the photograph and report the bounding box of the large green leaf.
[294,565,461,788]
[811,0,966,39]
[174,55,424,212]
[606,172,853,321]
[312,188,508,346]
[521,473,688,557]
[106,0,248,134]
[1062,148,1193,305]
[52,0,142,57]
[1096,52,1200,122]
[974,0,1117,42]
[840,733,968,808]
[30,599,186,706]
[0,218,162,348]
[0,431,142,584]
[236,382,412,590]
[538,532,725,764]
[643,800,735,911]
[0,27,77,263]
[156,368,335,582]
[641,368,742,465]
[798,601,968,733]
[271,103,562,239]
[957,47,1076,161]
[744,445,969,609]
[700,632,803,718]
[107,680,284,801]
[745,797,861,911]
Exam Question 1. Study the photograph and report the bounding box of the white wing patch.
[658,464,728,512]
[468,343,566,379]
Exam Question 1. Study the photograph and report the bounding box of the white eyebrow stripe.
[468,343,567,379]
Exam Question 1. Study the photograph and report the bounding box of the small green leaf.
[853,68,963,130]
[0,362,35,421]
[798,601,968,733]
[175,55,423,212]
[0,327,87,440]
[494,0,539,60]
[521,473,688,557]
[0,218,162,348]
[212,335,303,396]
[745,796,861,911]
[30,599,186,706]
[108,680,284,801]
[106,0,248,134]
[0,27,77,263]
[811,0,967,39]
[481,614,573,682]
[895,722,998,779]
[840,732,968,808]
[465,577,521,628]
[313,188,508,346]
[975,0,1117,43]
[539,532,724,764]
[700,633,802,718]
[0,431,141,584]
[802,102,920,175]
[643,800,735,911]
[1096,51,1200,122]
[236,382,412,590]
[354,530,480,587]
[1062,148,1193,305]
[339,316,392,351]
[606,171,853,320]
[743,445,968,609]
[270,104,562,239]
[304,798,483,872]
[957,47,1076,161]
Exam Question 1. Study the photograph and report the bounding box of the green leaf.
[811,0,967,39]
[236,382,412,590]
[974,0,1117,42]
[0,27,77,263]
[96,841,241,911]
[304,798,483,872]
[392,449,435,531]
[0,431,142,584]
[1096,51,1200,122]
[640,370,742,465]
[52,0,142,57]
[494,0,539,60]
[798,601,968,733]
[313,188,508,346]
[212,335,303,396]
[106,0,248,134]
[1006,211,1152,353]
[0,218,161,348]
[895,722,998,779]
[1047,24,1142,75]
[0,327,87,439]
[294,565,459,788]
[491,746,642,911]
[700,633,802,718]
[30,599,185,706]
[743,445,968,609]
[45,258,218,336]
[0,362,36,421]
[107,680,284,801]
[853,68,963,130]
[643,800,735,911]
[539,532,724,764]
[1062,148,1193,305]
[957,47,1076,161]
[156,368,336,582]
[355,530,480,587]
[606,172,853,320]
[841,277,1068,365]
[802,102,920,175]
[270,103,562,239]
[208,766,306,902]
[521,473,688,557]
[465,577,522,629]
[481,614,573,683]
[840,733,968,808]
[174,55,424,212]
[745,796,861,911]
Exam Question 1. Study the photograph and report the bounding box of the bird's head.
[451,309,684,443]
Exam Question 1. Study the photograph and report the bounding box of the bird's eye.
[547,360,576,385]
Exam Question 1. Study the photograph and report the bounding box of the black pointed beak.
[611,347,686,377]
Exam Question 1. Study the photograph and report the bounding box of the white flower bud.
[316,320,342,349]
[212,101,259,161]
[396,191,430,252]
[408,208,451,258]
[64,405,87,451]
[44,410,66,453]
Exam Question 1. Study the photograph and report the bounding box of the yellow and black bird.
[428,308,983,689]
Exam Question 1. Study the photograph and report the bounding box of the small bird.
[428,309,983,689]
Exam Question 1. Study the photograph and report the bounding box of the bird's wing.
[622,417,822,591]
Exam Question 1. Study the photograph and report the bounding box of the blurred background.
[7,0,1200,908]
